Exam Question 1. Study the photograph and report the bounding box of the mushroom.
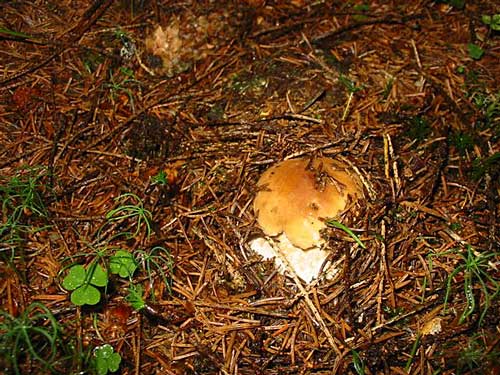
[249,156,362,283]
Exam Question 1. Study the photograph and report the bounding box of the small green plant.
[405,334,422,372]
[450,130,474,155]
[134,246,174,297]
[0,302,64,374]
[125,284,146,311]
[352,4,370,21]
[382,305,406,319]
[481,14,500,31]
[0,166,49,261]
[338,74,363,121]
[382,77,394,100]
[467,43,484,60]
[443,244,499,325]
[104,68,140,111]
[455,333,500,374]
[151,170,168,185]
[61,192,163,307]
[82,50,105,74]
[477,91,499,124]
[351,349,365,374]
[406,115,431,142]
[462,69,499,137]
[62,262,108,306]
[456,335,484,373]
[326,219,366,249]
[109,249,138,279]
[471,152,500,180]
[475,91,498,114]
[104,193,153,240]
[62,249,139,307]
[92,344,121,375]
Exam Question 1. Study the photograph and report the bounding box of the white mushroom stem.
[249,234,341,283]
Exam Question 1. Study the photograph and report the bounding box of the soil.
[0,1,499,374]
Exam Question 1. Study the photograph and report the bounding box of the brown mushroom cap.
[254,157,362,249]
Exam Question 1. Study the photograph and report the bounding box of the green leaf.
[62,265,86,290]
[96,356,108,375]
[90,264,108,287]
[126,284,145,311]
[467,43,484,60]
[107,352,121,372]
[338,74,363,93]
[481,15,491,25]
[71,285,101,306]
[109,250,137,278]
[352,349,365,375]
[481,14,500,31]
[97,344,114,359]
[94,344,121,375]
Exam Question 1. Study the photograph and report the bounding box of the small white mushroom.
[250,156,362,283]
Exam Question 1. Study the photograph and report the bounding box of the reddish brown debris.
[0,1,499,374]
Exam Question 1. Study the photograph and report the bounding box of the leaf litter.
[0,0,499,374]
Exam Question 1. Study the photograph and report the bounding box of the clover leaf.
[89,263,108,287]
[62,264,86,290]
[109,250,137,278]
[71,284,101,306]
[94,344,121,375]
[62,263,108,306]
[482,14,500,31]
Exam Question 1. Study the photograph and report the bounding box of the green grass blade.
[326,220,366,249]
[0,27,33,38]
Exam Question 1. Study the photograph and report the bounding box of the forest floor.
[0,1,499,374]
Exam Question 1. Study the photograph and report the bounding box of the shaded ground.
[1,1,499,374]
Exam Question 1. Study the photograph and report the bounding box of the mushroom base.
[249,234,340,283]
